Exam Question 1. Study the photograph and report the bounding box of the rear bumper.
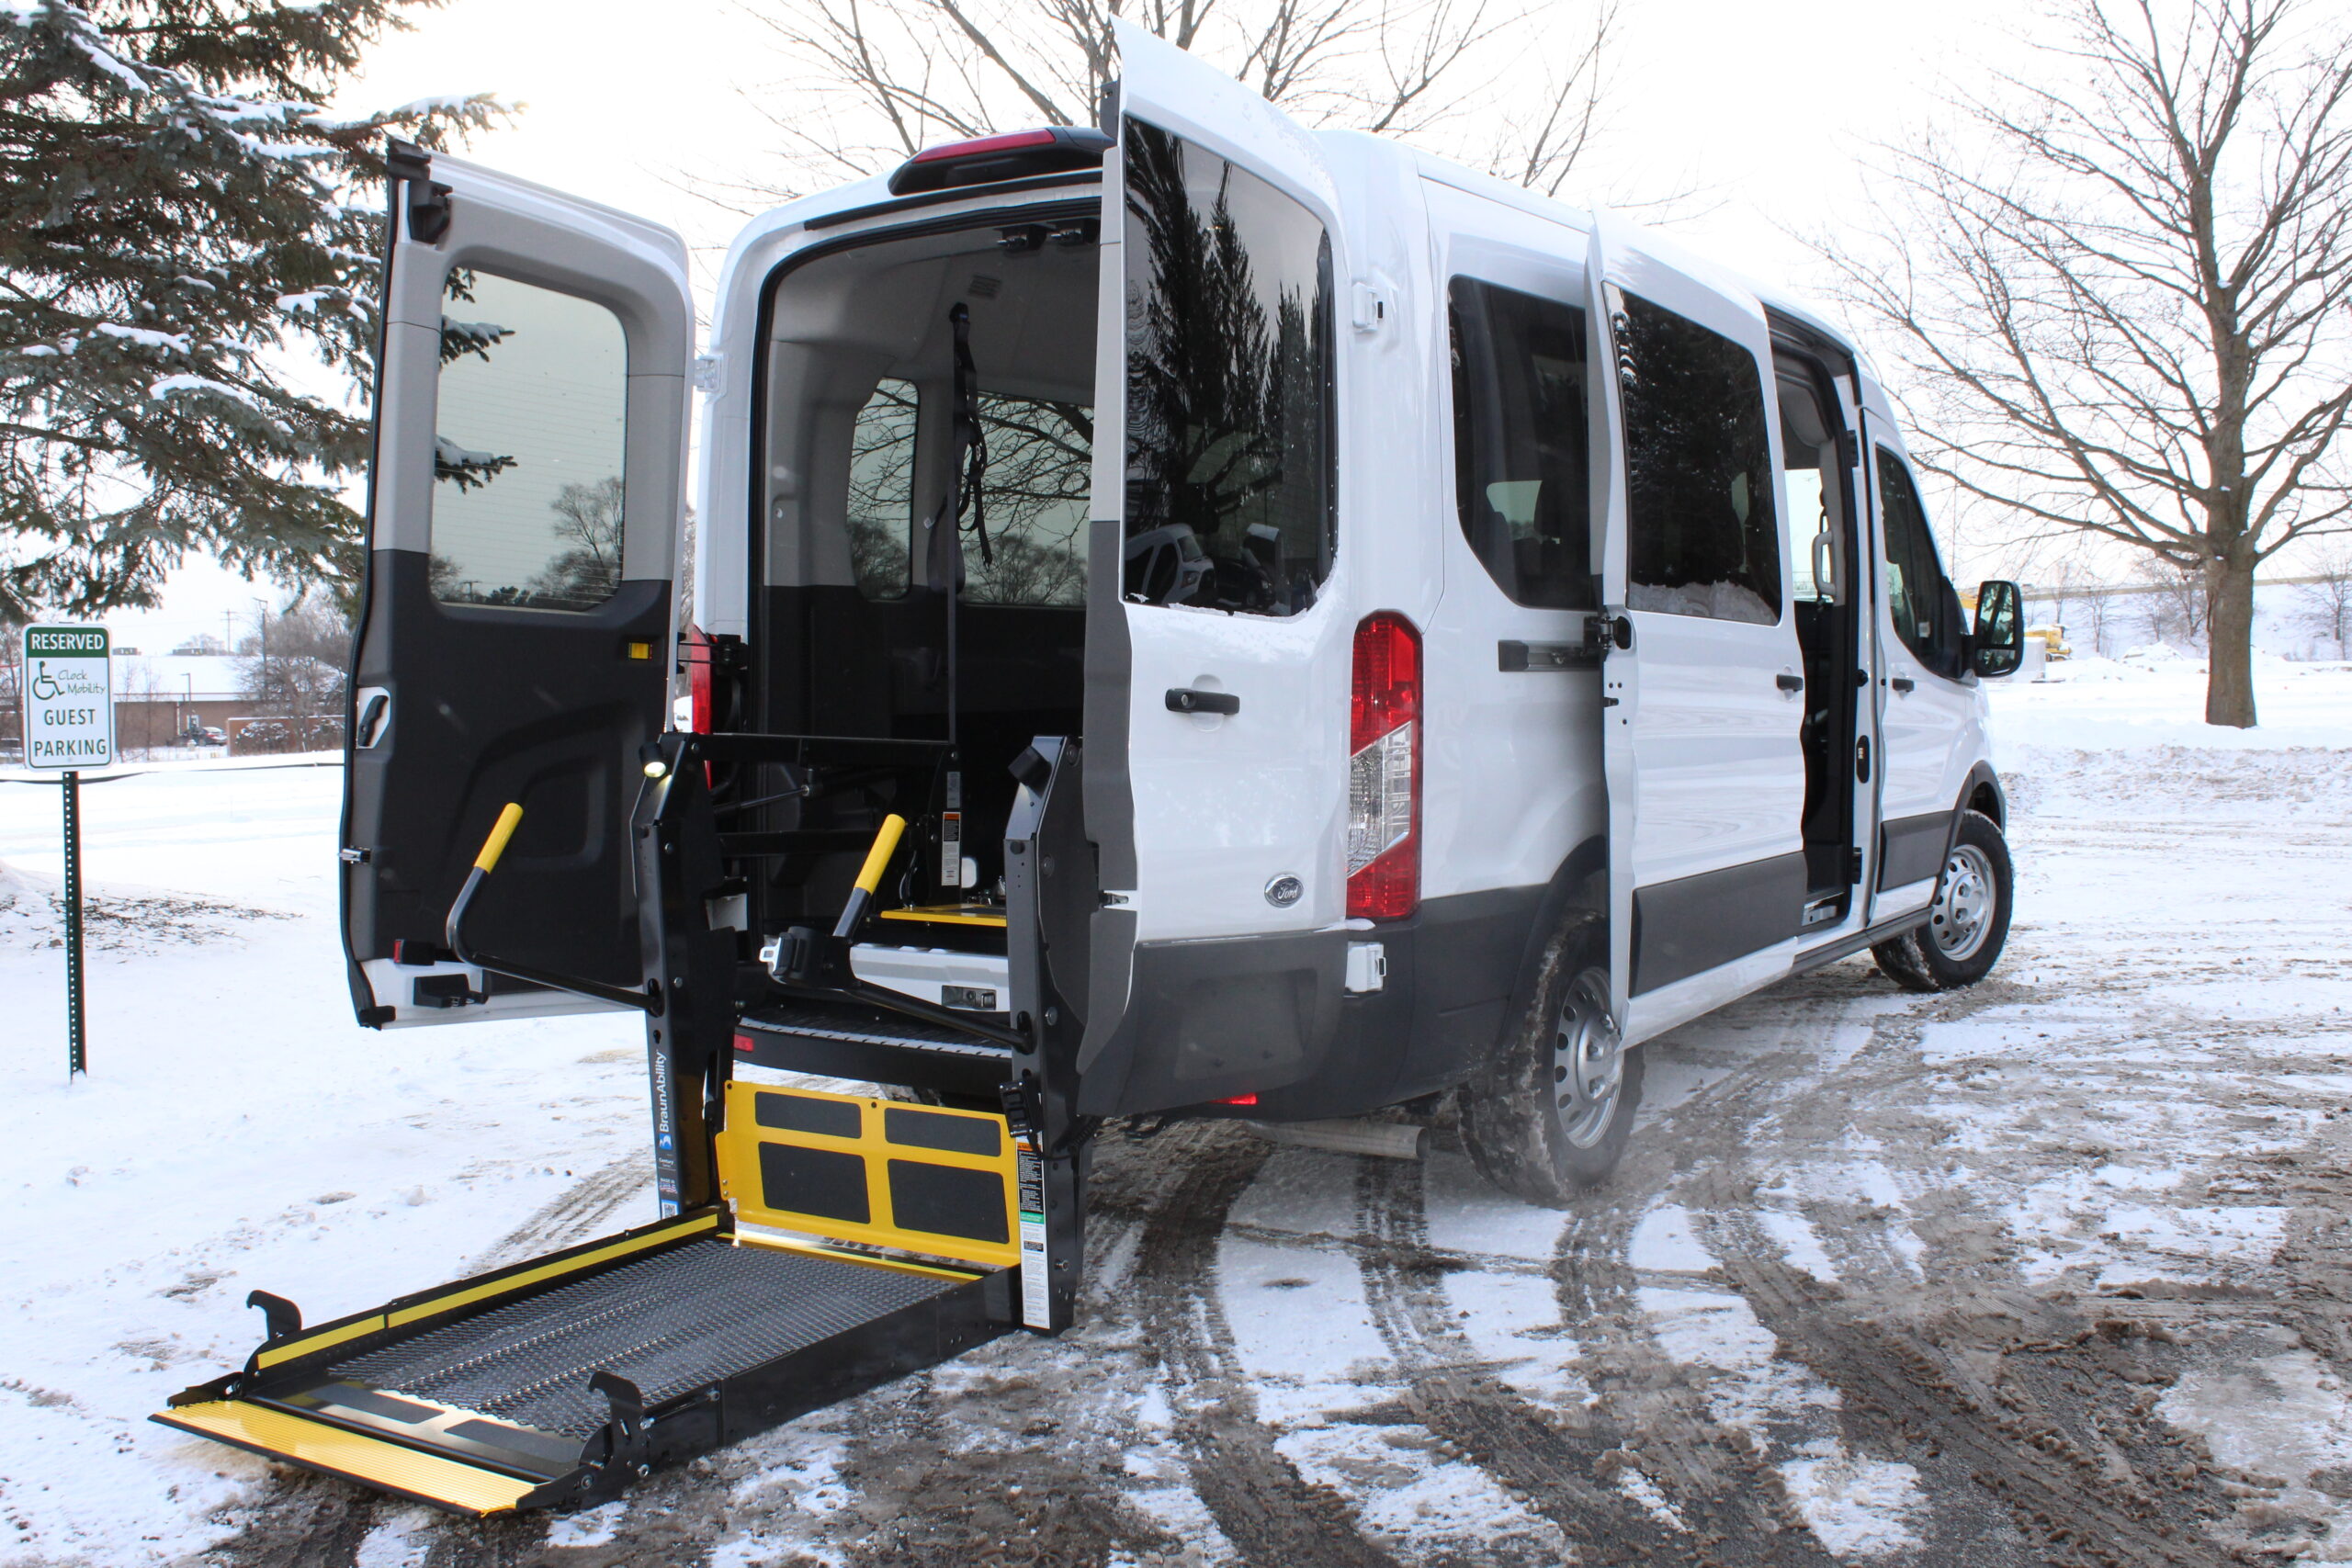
[1074,886,1544,1121]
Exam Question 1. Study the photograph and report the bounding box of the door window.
[1875,452,1964,676]
[846,378,916,601]
[1121,118,1335,616]
[429,270,629,611]
[966,392,1091,607]
[1448,278,1594,609]
[1614,291,1781,625]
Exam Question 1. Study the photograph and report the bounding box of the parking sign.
[21,624,113,770]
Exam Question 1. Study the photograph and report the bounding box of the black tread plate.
[331,1240,961,1438]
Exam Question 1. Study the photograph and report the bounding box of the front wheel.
[1871,808,2014,992]
[1461,912,1645,1206]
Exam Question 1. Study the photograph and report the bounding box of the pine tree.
[0,0,501,621]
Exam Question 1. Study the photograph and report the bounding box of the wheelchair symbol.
[29,662,62,701]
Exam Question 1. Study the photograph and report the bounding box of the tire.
[1869,808,2013,992]
[1461,911,1645,1205]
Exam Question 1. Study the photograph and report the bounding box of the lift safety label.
[1012,1129,1050,1330]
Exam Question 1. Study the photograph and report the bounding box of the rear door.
[1086,19,1351,954]
[342,146,693,1027]
[1584,212,1808,1040]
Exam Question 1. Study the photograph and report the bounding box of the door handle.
[1891,676,1916,694]
[1776,672,1804,694]
[1166,687,1239,716]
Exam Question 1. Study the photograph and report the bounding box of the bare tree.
[1814,0,2352,727]
[237,595,352,752]
[0,618,21,760]
[713,0,1616,207]
[2143,558,2212,649]
[2299,544,2352,656]
[2076,581,2120,655]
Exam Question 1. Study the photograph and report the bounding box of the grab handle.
[832,814,909,939]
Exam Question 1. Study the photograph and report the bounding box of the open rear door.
[1584,211,1807,1043]
[342,147,693,1027]
[1077,20,1352,1102]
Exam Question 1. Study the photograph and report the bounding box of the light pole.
[252,598,270,754]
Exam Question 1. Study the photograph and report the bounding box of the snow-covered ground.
[1,661,2347,1567]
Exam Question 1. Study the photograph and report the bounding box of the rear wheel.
[1462,912,1644,1205]
[1870,808,2013,992]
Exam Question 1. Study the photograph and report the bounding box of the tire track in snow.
[1689,976,2245,1568]
[1542,998,1856,1568]
[1351,1156,1705,1566]
[1126,1122,1406,1568]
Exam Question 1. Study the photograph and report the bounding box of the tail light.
[681,622,712,735]
[1348,611,1420,920]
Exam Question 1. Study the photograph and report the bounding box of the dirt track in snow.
[181,745,2352,1568]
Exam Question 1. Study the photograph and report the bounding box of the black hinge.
[1582,612,1632,658]
[385,139,451,243]
[1846,846,1865,885]
[1838,429,1860,469]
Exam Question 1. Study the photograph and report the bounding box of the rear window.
[1121,118,1335,617]
[1614,290,1781,625]
[1449,277,1594,609]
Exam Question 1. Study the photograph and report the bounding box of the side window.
[1448,278,1594,609]
[1875,452,1963,676]
[1122,118,1335,616]
[430,270,629,611]
[846,378,916,601]
[1614,292,1781,625]
[965,391,1091,608]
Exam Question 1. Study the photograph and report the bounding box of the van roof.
[721,130,1867,381]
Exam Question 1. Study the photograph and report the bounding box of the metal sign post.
[21,624,113,1077]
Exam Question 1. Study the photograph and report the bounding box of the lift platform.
[155,725,1091,1514]
[156,1084,1031,1515]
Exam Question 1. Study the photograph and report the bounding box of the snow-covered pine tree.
[0,0,502,620]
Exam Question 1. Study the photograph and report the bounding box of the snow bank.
[1990,657,2352,755]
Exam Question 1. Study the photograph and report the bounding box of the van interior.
[1775,353,1863,923]
[726,203,1103,1014]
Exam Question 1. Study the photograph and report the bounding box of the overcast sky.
[103,0,2335,649]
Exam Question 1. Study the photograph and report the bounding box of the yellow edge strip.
[729,1229,983,1280]
[154,1402,536,1517]
[876,908,1009,928]
[259,1212,721,1367]
[388,1210,719,1328]
[254,1312,387,1370]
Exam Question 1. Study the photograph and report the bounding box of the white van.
[339,24,2025,1218]
[154,21,2036,1515]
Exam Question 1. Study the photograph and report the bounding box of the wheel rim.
[1551,968,1623,1149]
[1928,842,1996,961]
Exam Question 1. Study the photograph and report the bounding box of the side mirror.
[1970,580,2024,678]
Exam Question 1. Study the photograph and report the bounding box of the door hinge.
[1583,611,1632,658]
[1837,429,1860,470]
[338,846,372,864]
[1846,846,1864,885]
[692,352,724,393]
[386,141,450,244]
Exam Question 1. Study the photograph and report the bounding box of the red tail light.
[1348,612,1420,921]
[681,622,712,735]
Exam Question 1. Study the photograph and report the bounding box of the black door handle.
[1891,676,1916,694]
[1166,687,1239,716]
[1776,672,1804,693]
